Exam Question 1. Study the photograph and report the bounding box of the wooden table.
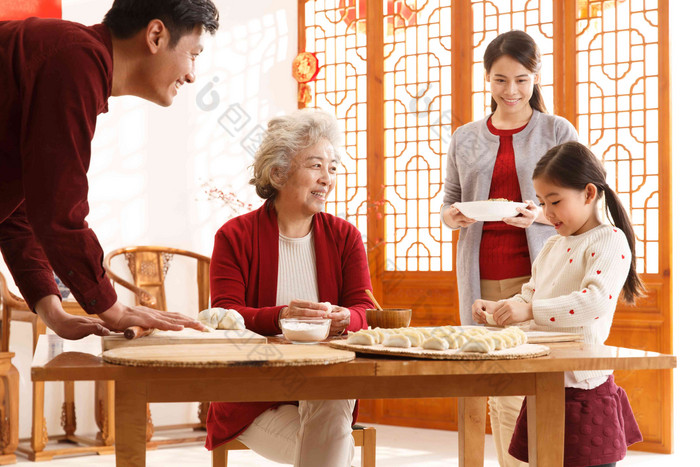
[31,335,676,467]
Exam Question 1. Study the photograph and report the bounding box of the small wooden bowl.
[365,308,412,329]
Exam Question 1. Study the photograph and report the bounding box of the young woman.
[442,30,578,466]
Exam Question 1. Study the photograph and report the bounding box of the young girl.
[442,29,577,466]
[472,141,644,467]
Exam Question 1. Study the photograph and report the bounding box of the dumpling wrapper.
[347,331,375,345]
[383,334,411,348]
[422,336,449,351]
[485,313,498,326]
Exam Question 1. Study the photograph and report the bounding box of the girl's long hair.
[533,142,644,303]
[483,30,547,114]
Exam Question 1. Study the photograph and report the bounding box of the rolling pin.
[124,326,155,340]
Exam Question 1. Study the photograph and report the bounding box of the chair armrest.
[101,266,157,308]
[0,273,29,311]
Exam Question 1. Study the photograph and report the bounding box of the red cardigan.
[205,201,373,449]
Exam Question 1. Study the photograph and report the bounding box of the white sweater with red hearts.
[512,224,632,386]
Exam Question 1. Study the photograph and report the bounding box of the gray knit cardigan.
[441,110,578,324]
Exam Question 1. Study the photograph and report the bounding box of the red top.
[0,18,116,312]
[205,201,373,449]
[479,118,532,280]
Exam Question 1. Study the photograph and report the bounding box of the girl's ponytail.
[601,184,645,303]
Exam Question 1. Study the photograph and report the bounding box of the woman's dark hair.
[533,142,644,303]
[103,0,219,46]
[483,30,547,114]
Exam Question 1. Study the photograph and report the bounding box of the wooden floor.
[10,424,684,466]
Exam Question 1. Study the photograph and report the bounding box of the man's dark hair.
[103,0,219,46]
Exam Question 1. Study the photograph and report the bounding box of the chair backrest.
[103,246,211,312]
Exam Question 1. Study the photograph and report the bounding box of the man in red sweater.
[0,0,219,339]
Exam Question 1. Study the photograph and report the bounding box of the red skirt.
[508,375,642,467]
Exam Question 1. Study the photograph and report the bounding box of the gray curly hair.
[250,109,343,200]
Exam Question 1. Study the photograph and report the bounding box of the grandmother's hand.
[279,299,330,320]
[328,306,351,335]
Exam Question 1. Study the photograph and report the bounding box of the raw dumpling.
[401,329,425,347]
[502,327,528,345]
[490,333,509,350]
[445,333,467,349]
[422,336,449,351]
[460,336,495,353]
[383,334,411,348]
[320,301,333,314]
[347,331,376,345]
[219,309,245,330]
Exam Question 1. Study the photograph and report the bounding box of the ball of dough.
[197,308,227,330]
[219,309,245,330]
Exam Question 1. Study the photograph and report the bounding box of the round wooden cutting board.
[102,343,355,368]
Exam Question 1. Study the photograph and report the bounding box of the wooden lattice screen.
[299,0,671,453]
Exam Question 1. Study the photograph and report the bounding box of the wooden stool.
[211,424,376,467]
[0,352,18,465]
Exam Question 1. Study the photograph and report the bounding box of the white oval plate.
[453,201,528,222]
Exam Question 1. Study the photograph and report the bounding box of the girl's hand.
[444,205,477,229]
[492,300,533,326]
[471,299,499,324]
[502,200,539,229]
[328,306,351,335]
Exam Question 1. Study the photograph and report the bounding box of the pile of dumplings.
[346,325,527,354]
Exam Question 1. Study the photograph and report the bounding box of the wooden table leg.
[458,396,487,467]
[95,380,115,446]
[115,381,148,467]
[527,372,565,467]
[62,381,77,436]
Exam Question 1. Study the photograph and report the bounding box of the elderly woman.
[204,110,373,466]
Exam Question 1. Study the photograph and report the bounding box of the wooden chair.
[103,246,211,445]
[212,424,376,467]
[0,352,18,466]
[0,271,114,461]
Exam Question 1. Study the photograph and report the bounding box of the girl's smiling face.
[534,177,601,236]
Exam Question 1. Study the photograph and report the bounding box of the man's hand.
[98,301,207,332]
[35,295,111,340]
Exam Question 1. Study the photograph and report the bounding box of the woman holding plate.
[205,109,373,466]
[441,30,578,466]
